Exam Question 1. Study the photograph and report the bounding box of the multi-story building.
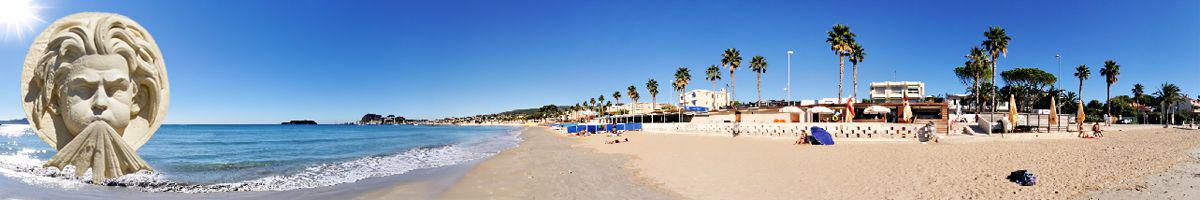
[679,89,730,110]
[869,81,926,103]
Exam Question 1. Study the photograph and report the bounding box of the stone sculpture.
[20,13,169,183]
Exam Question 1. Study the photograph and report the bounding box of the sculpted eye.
[106,81,129,96]
[68,83,95,99]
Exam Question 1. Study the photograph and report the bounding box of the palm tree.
[1155,83,1181,125]
[849,43,866,101]
[612,91,622,115]
[1099,60,1120,121]
[1133,83,1145,121]
[966,47,991,113]
[749,55,768,107]
[647,79,659,111]
[826,24,856,102]
[1074,64,1090,103]
[721,48,742,108]
[982,26,1011,112]
[598,95,606,120]
[628,85,640,118]
[589,98,597,115]
[674,67,692,120]
[705,65,722,110]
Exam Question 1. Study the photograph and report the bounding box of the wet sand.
[435,127,677,199]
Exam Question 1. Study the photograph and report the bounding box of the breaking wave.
[0,124,523,193]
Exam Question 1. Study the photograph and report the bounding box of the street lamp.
[787,50,794,105]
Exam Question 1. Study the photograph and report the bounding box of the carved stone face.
[59,55,134,136]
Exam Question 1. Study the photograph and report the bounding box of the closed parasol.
[1008,94,1018,124]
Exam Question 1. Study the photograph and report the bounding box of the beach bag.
[1008,170,1036,185]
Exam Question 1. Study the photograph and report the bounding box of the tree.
[1100,60,1121,121]
[628,85,640,116]
[598,95,606,117]
[826,24,856,102]
[849,43,866,100]
[1154,83,1181,125]
[954,47,992,114]
[646,79,659,111]
[982,26,1011,112]
[612,91,622,114]
[705,65,722,110]
[674,67,692,120]
[537,104,560,119]
[749,55,768,107]
[589,98,597,113]
[1074,64,1090,103]
[722,48,742,108]
[1133,83,1146,122]
[1001,68,1057,111]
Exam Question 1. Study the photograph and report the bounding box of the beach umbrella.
[864,105,891,114]
[809,106,834,114]
[1076,100,1086,127]
[901,102,913,122]
[845,99,855,123]
[779,106,803,113]
[1048,97,1059,124]
[1008,94,1018,124]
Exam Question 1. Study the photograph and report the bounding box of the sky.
[0,0,1196,124]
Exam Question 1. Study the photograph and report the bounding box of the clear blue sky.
[0,0,1196,124]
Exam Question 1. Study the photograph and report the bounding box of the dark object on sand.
[1007,170,1037,186]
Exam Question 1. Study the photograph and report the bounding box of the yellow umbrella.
[1008,95,1018,124]
[1076,100,1086,128]
[1048,97,1058,124]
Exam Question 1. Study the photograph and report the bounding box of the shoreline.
[358,127,679,199]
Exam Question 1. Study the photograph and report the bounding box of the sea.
[0,124,523,199]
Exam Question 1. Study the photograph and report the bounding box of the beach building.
[679,89,730,110]
[869,81,926,103]
[612,102,659,115]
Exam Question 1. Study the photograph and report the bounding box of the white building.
[678,89,730,110]
[611,102,660,114]
[869,81,925,103]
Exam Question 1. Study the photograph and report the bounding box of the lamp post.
[787,50,794,106]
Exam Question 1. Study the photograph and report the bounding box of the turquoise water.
[0,124,521,193]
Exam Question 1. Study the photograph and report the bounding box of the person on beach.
[1092,123,1103,137]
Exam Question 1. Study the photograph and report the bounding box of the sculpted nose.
[92,87,109,114]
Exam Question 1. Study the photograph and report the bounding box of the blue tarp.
[810,126,835,145]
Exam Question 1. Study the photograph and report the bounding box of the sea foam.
[0,125,523,193]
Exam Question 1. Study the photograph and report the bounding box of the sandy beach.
[358,125,1200,199]
[361,127,679,199]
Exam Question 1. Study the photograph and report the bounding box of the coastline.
[359,126,679,199]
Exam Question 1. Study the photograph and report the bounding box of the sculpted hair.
[26,13,165,133]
